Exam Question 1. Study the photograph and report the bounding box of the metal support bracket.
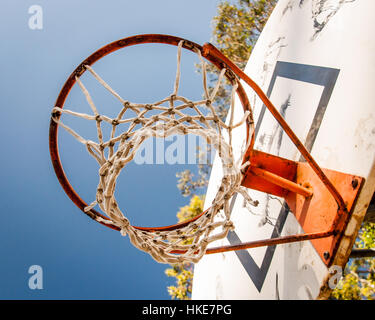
[237,150,364,266]
[201,43,365,267]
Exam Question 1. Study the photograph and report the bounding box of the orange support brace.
[250,166,313,198]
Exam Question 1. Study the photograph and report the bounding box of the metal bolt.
[351,178,358,189]
[323,251,330,260]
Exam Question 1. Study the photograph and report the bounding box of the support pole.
[205,230,334,254]
[349,249,375,259]
[250,166,313,198]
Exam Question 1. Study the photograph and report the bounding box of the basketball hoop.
[50,34,364,266]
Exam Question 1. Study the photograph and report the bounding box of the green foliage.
[176,195,205,222]
[213,0,277,69]
[331,222,375,300]
[165,196,204,300]
[331,272,362,300]
[176,162,211,198]
[359,222,375,248]
[165,263,194,300]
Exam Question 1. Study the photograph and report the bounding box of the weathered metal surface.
[285,163,365,266]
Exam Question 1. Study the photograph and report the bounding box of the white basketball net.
[52,41,257,264]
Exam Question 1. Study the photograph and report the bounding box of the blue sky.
[0,0,224,299]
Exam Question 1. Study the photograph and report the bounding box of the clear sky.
[0,0,224,299]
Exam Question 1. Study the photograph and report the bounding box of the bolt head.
[351,179,359,189]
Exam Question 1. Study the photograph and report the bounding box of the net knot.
[179,126,188,134]
[201,238,209,246]
[141,243,151,252]
[168,107,175,115]
[99,170,107,177]
[207,224,215,231]
[224,221,235,231]
[119,217,130,236]
[121,133,129,141]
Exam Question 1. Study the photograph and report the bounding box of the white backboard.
[192,0,375,300]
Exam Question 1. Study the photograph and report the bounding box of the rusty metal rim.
[49,34,252,233]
